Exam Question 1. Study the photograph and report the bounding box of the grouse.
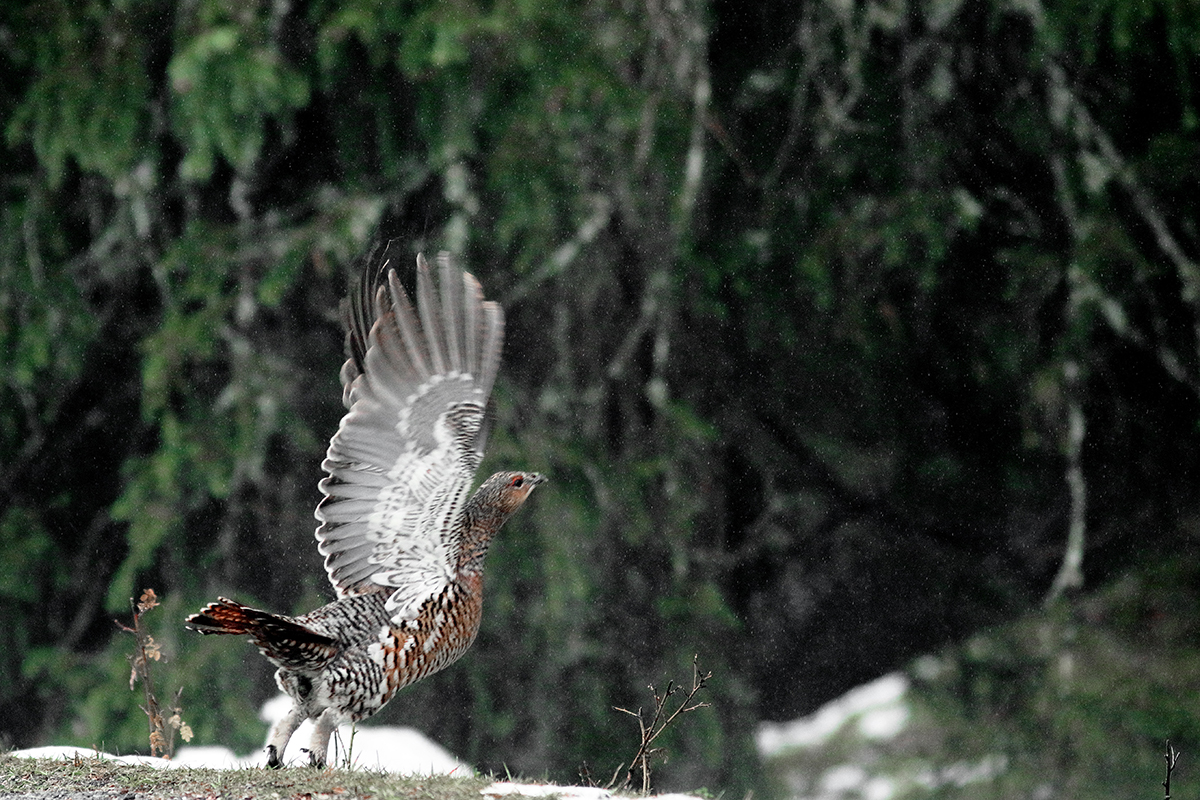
[186,243,544,768]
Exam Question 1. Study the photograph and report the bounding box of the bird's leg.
[265,703,305,768]
[307,708,339,769]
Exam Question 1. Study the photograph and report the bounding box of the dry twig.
[1164,740,1180,800]
[606,655,713,794]
[115,588,193,758]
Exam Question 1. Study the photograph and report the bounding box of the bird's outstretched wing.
[315,242,504,622]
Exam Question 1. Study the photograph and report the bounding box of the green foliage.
[0,202,95,407]
[169,0,309,180]
[0,508,56,605]
[6,2,149,184]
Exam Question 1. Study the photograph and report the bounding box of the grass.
[0,754,495,800]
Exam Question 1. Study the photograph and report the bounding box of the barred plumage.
[186,244,544,768]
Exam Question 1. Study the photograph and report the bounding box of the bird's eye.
[510,476,524,488]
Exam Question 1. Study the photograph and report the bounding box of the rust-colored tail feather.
[186,597,340,672]
[186,597,265,635]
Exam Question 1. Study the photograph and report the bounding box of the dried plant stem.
[609,655,712,794]
[1164,740,1180,800]
[115,589,192,758]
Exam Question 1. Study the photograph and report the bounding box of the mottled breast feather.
[315,243,504,624]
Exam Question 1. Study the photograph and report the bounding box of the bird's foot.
[300,747,325,769]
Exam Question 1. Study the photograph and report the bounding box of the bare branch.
[1046,357,1087,602]
[1045,59,1200,392]
[1164,740,1180,800]
[607,656,713,793]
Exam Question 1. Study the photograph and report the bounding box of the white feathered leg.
[307,708,339,768]
[265,703,305,768]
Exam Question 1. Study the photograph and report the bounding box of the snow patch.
[10,694,468,775]
[755,673,1009,800]
[481,783,705,800]
[6,746,172,768]
[756,672,910,756]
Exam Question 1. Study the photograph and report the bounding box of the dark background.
[1,0,1198,796]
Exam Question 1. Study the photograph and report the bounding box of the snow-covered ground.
[9,693,466,774]
[6,694,703,800]
[756,672,910,757]
[6,676,997,800]
[756,671,1007,800]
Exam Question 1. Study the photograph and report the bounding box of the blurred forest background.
[2,0,1199,796]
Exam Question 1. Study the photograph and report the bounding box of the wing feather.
[461,274,482,377]
[363,333,414,408]
[339,243,391,409]
[386,272,433,384]
[315,243,503,623]
[439,252,465,373]
[478,302,505,399]
[318,498,383,523]
[416,255,446,375]
[317,480,385,501]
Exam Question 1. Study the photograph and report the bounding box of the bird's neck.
[456,495,511,574]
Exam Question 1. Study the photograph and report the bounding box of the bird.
[186,242,544,768]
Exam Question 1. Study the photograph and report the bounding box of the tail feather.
[186,597,267,635]
[186,597,340,672]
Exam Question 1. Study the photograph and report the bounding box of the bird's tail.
[186,597,339,671]
[186,597,273,635]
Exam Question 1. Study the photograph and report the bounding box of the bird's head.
[477,471,547,516]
